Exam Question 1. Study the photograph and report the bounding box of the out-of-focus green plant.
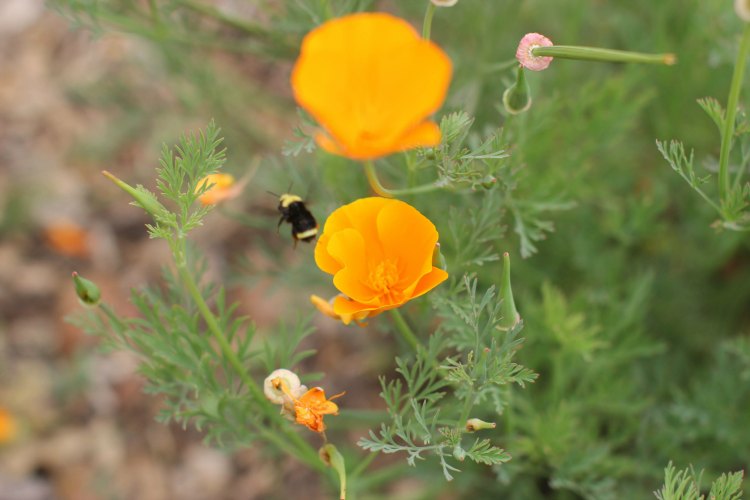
[59,0,750,498]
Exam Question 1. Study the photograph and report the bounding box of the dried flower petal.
[291,13,452,159]
[263,369,302,405]
[516,32,554,71]
[315,198,448,320]
[292,387,343,433]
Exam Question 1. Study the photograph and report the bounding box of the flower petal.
[327,228,381,304]
[292,12,452,159]
[376,200,439,286]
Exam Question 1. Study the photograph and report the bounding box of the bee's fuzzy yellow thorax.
[280,194,303,207]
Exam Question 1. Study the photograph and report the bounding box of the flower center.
[368,259,399,293]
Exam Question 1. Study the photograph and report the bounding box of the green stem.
[532,45,676,65]
[721,24,750,201]
[422,2,437,40]
[180,0,294,55]
[174,241,323,472]
[482,58,520,74]
[457,388,475,430]
[363,160,445,198]
[389,309,420,352]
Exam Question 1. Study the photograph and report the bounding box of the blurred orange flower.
[0,408,17,444]
[44,221,89,258]
[310,294,370,326]
[291,12,452,160]
[315,197,448,319]
[196,173,240,205]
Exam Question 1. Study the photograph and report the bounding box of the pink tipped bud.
[516,33,554,71]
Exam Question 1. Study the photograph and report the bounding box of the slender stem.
[363,160,445,198]
[350,452,378,480]
[389,309,420,352]
[175,243,323,471]
[422,2,437,40]
[180,0,295,56]
[482,58,519,74]
[457,388,475,430]
[720,24,750,201]
[532,45,676,65]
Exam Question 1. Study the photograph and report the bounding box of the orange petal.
[327,229,381,304]
[409,267,449,300]
[391,120,442,152]
[292,13,452,159]
[314,233,342,276]
[376,200,439,287]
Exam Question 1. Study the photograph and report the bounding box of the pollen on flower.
[516,32,554,71]
[368,260,399,293]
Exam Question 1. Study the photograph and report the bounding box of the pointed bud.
[498,252,520,331]
[453,444,466,462]
[465,418,497,432]
[319,444,347,500]
[503,65,532,115]
[101,171,168,219]
[72,272,101,306]
[431,0,458,6]
[432,242,447,271]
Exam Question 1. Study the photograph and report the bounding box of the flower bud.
[498,252,520,331]
[432,243,447,271]
[72,272,101,306]
[263,369,302,405]
[465,418,497,432]
[102,170,168,219]
[319,444,347,500]
[431,0,458,6]
[502,65,532,115]
[736,0,750,22]
[453,444,466,461]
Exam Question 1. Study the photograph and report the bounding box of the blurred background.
[1,0,749,499]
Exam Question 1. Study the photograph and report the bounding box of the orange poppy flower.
[310,294,370,326]
[195,173,241,205]
[291,13,452,160]
[44,221,89,258]
[0,408,17,444]
[315,197,448,319]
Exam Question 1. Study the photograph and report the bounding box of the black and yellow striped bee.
[277,193,318,246]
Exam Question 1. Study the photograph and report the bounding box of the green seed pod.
[498,252,521,331]
[502,66,532,115]
[465,418,497,432]
[72,272,101,307]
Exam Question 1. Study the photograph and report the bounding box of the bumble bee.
[277,193,318,245]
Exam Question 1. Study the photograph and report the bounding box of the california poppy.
[315,197,448,320]
[291,13,452,160]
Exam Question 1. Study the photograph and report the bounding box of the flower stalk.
[721,23,750,199]
[531,45,676,65]
[422,1,437,40]
[363,160,445,198]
